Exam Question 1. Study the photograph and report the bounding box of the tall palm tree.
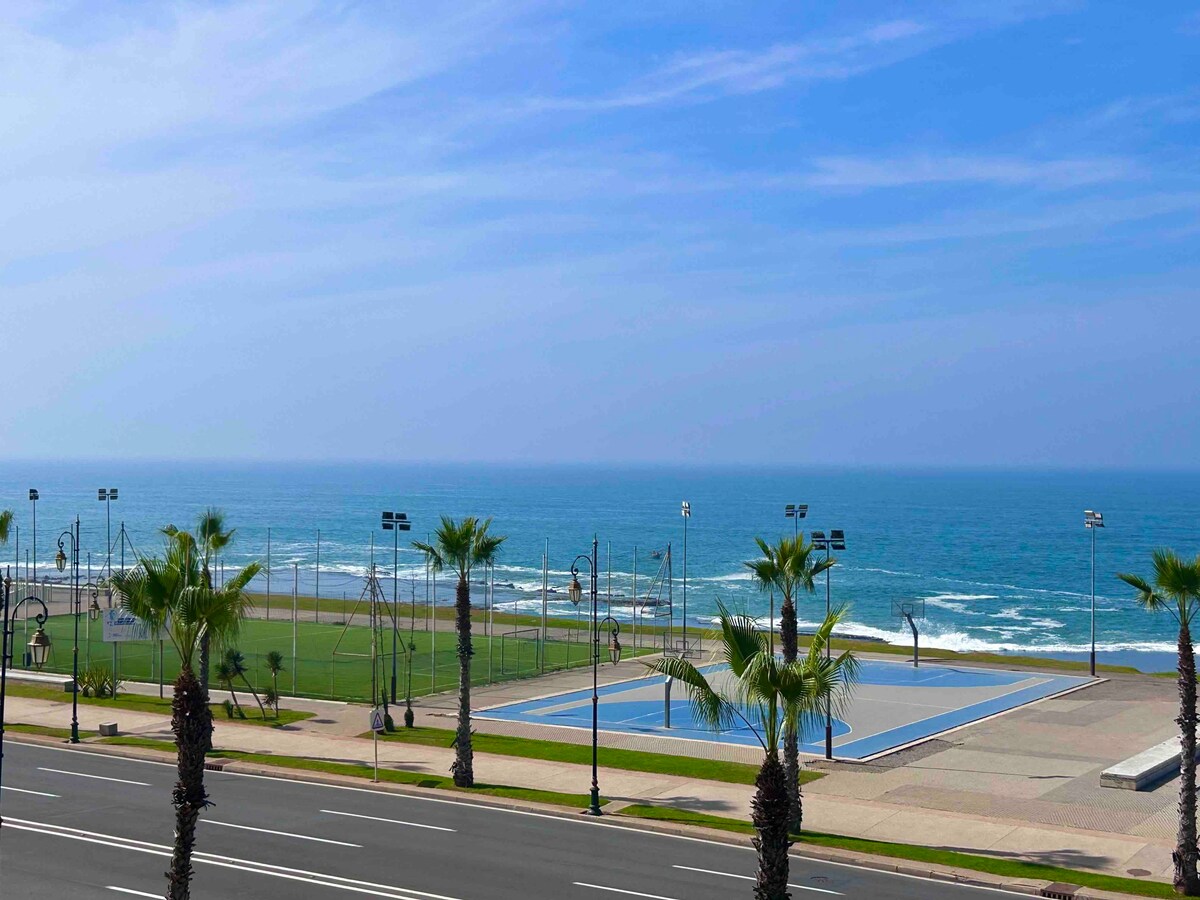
[0,509,13,548]
[745,535,833,832]
[163,510,236,699]
[112,545,260,900]
[413,517,506,787]
[1119,550,1200,896]
[650,604,857,900]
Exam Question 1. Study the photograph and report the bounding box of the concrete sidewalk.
[2,689,1174,887]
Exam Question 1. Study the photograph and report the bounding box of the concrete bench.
[1102,737,1199,791]
[4,670,74,692]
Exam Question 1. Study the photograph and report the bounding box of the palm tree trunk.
[751,751,791,900]
[240,675,267,719]
[779,597,802,833]
[167,666,212,900]
[452,574,474,787]
[1175,623,1199,895]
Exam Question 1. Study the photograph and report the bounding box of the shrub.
[221,699,235,719]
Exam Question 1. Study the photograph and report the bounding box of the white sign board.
[102,609,164,643]
[369,707,387,733]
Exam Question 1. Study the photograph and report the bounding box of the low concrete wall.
[1102,736,1198,791]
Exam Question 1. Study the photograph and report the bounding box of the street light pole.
[1085,510,1104,678]
[57,518,82,744]
[570,537,622,817]
[0,571,54,829]
[811,528,845,761]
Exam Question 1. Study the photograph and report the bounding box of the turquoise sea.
[1,462,1196,672]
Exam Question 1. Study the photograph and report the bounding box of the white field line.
[107,888,159,898]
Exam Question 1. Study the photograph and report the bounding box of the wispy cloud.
[527,2,1066,112]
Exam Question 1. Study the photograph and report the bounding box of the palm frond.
[646,655,738,735]
[0,509,13,546]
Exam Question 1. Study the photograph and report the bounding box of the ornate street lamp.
[57,519,82,744]
[1,573,53,827]
[570,538,621,817]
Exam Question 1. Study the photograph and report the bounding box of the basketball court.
[478,652,1093,761]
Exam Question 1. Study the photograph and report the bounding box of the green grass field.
[33,614,648,703]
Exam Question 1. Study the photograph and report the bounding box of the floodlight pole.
[680,501,690,650]
[813,528,844,761]
[1085,510,1104,678]
[381,512,412,711]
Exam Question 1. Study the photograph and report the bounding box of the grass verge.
[370,725,816,786]
[5,723,96,740]
[9,682,314,728]
[619,805,1173,899]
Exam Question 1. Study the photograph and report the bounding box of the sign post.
[369,706,386,782]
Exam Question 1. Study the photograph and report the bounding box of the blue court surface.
[478,659,1092,760]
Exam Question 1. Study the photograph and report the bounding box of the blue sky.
[2,1,1197,467]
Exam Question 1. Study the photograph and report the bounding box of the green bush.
[221,699,235,719]
[77,664,122,698]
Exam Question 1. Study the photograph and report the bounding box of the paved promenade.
[3,655,1181,888]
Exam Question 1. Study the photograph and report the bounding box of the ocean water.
[1,462,1196,671]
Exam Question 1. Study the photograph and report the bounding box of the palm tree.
[112,543,260,900]
[413,517,506,787]
[163,510,236,701]
[222,648,266,718]
[745,535,833,832]
[214,658,243,718]
[0,509,13,547]
[1119,550,1200,896]
[650,603,857,900]
[265,650,285,715]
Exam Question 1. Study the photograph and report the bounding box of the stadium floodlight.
[809,528,846,760]
[1084,510,1104,677]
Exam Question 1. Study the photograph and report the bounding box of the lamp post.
[811,528,845,761]
[381,512,411,716]
[569,537,621,816]
[1084,510,1104,678]
[680,501,690,651]
[97,488,118,581]
[56,518,82,744]
[1,572,53,827]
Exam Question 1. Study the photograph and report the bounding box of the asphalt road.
[0,741,1025,900]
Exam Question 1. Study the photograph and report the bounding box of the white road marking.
[8,817,460,900]
[673,864,843,894]
[321,808,456,832]
[107,888,159,898]
[575,884,682,900]
[11,745,1030,897]
[203,818,362,847]
[2,785,59,797]
[37,767,149,786]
